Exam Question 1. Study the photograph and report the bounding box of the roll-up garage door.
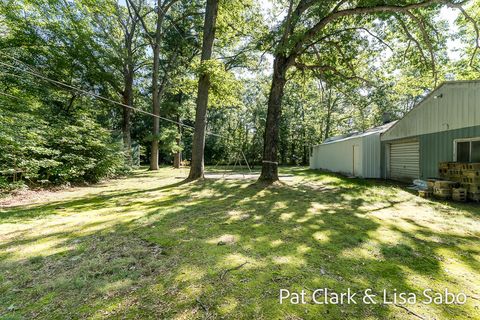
[390,141,420,181]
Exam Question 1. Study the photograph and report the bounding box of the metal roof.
[317,121,397,146]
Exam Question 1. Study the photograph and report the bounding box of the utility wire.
[0,56,252,172]
[0,91,23,101]
[156,4,189,43]
[0,59,223,138]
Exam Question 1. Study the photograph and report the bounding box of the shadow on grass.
[0,179,190,222]
[0,168,479,319]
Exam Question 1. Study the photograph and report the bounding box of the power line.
[0,91,23,101]
[0,87,252,173]
[0,59,223,138]
[0,56,252,172]
[156,4,188,43]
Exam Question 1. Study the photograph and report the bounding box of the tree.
[0,0,126,187]
[187,0,219,180]
[258,0,474,183]
[115,1,142,164]
[452,1,480,77]
[80,0,146,164]
[128,0,180,170]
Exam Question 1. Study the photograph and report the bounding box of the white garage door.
[390,141,420,181]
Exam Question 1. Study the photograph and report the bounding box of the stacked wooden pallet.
[439,162,480,202]
[433,180,458,199]
[452,188,467,202]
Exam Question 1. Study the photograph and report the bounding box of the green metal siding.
[381,81,480,141]
[419,125,480,179]
[381,125,480,179]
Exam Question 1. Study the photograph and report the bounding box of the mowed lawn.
[0,168,479,319]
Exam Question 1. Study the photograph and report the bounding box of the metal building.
[381,80,480,181]
[309,122,396,178]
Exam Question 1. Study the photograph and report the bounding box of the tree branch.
[126,0,154,46]
[287,0,450,65]
[448,2,480,70]
[394,14,429,66]
[404,10,438,85]
[294,61,372,85]
[302,26,394,54]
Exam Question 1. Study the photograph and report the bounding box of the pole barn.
[310,122,396,178]
[381,81,480,181]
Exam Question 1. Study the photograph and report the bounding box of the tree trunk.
[324,115,331,141]
[122,99,132,164]
[258,56,288,182]
[122,61,134,165]
[187,0,219,180]
[324,101,333,141]
[173,145,182,168]
[149,0,165,171]
[301,107,307,165]
[150,44,160,170]
[174,113,182,168]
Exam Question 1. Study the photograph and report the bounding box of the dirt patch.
[0,188,68,207]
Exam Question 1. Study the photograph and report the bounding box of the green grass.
[0,167,479,319]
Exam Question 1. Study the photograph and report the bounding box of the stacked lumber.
[439,162,480,202]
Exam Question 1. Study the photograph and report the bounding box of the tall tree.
[187,0,219,180]
[258,0,473,182]
[117,2,141,164]
[83,0,145,164]
[0,0,127,186]
[128,0,179,170]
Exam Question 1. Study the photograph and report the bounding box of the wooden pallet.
[461,183,480,193]
[463,170,480,178]
[419,190,433,198]
[452,195,467,202]
[437,163,480,201]
[453,187,467,194]
[434,187,452,198]
[426,179,436,189]
[434,181,457,188]
[439,170,448,179]
[448,162,461,169]
[462,176,480,184]
[452,188,467,202]
[439,162,450,170]
[466,163,480,171]
[469,184,480,193]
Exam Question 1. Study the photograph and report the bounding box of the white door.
[389,141,420,181]
[353,145,361,176]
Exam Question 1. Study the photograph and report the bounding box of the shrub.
[0,105,126,188]
[44,117,125,183]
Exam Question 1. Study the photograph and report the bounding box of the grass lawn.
[1,167,479,319]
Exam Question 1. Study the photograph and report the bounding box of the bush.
[0,108,57,184]
[0,105,126,188]
[45,117,125,183]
